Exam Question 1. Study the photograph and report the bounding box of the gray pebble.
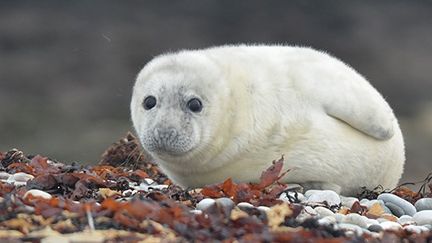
[343,213,369,228]
[412,210,432,226]
[303,206,317,216]
[237,202,254,210]
[304,190,321,198]
[285,184,304,193]
[216,197,235,210]
[196,198,216,211]
[257,206,270,213]
[377,193,416,216]
[314,206,334,218]
[380,221,402,231]
[318,216,336,225]
[0,172,11,180]
[334,213,346,223]
[307,190,341,206]
[423,224,432,230]
[190,209,203,215]
[414,198,432,211]
[397,215,415,225]
[368,224,383,232]
[385,201,405,217]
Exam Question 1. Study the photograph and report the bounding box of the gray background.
[0,1,431,185]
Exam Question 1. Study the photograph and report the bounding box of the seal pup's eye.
[143,96,157,110]
[187,98,202,113]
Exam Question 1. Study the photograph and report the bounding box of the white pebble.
[377,193,416,216]
[196,198,216,211]
[340,196,359,209]
[334,213,346,223]
[366,219,379,227]
[303,206,317,216]
[257,206,270,213]
[307,190,341,207]
[380,221,402,231]
[318,216,336,225]
[190,209,203,215]
[336,223,364,236]
[343,213,369,228]
[413,210,432,226]
[237,202,254,209]
[304,190,321,198]
[398,215,415,225]
[24,189,52,200]
[0,172,11,180]
[414,198,432,211]
[144,178,155,185]
[314,206,334,218]
[7,172,34,183]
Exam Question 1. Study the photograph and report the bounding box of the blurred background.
[0,1,431,184]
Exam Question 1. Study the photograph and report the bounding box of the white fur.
[131,45,405,196]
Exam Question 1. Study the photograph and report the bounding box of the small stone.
[7,172,34,183]
[398,215,415,226]
[414,198,432,211]
[337,223,364,236]
[368,224,383,232]
[404,225,424,234]
[285,184,304,193]
[196,198,216,211]
[304,190,321,198]
[340,196,359,209]
[303,206,317,216]
[216,198,235,210]
[424,224,432,230]
[377,193,416,216]
[334,213,346,223]
[314,206,335,218]
[365,219,379,227]
[0,172,11,180]
[190,209,202,215]
[385,201,405,217]
[144,178,155,185]
[257,206,270,213]
[237,202,254,210]
[318,216,336,225]
[307,190,341,207]
[24,189,52,200]
[412,210,432,226]
[343,213,369,228]
[380,221,402,231]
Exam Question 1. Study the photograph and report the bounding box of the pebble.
[336,223,364,236]
[279,191,306,203]
[237,202,254,208]
[340,196,359,208]
[257,206,271,213]
[343,213,369,229]
[314,206,334,218]
[367,224,383,233]
[8,172,34,182]
[404,225,429,234]
[216,198,235,211]
[196,198,216,211]
[397,215,415,226]
[24,189,52,200]
[384,201,405,217]
[318,216,336,225]
[414,198,432,211]
[304,190,321,198]
[144,178,155,185]
[307,190,341,207]
[0,172,11,180]
[412,210,432,226]
[334,213,346,223]
[285,184,304,192]
[380,221,402,231]
[190,209,203,215]
[377,193,416,216]
[303,206,317,216]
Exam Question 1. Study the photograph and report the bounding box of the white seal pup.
[130,45,405,196]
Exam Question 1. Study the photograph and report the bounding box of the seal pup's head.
[131,50,230,167]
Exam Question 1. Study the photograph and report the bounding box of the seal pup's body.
[131,45,405,196]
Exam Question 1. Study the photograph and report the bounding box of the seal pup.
[130,45,405,196]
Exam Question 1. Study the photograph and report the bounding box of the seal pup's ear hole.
[187,98,203,113]
[143,96,157,110]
